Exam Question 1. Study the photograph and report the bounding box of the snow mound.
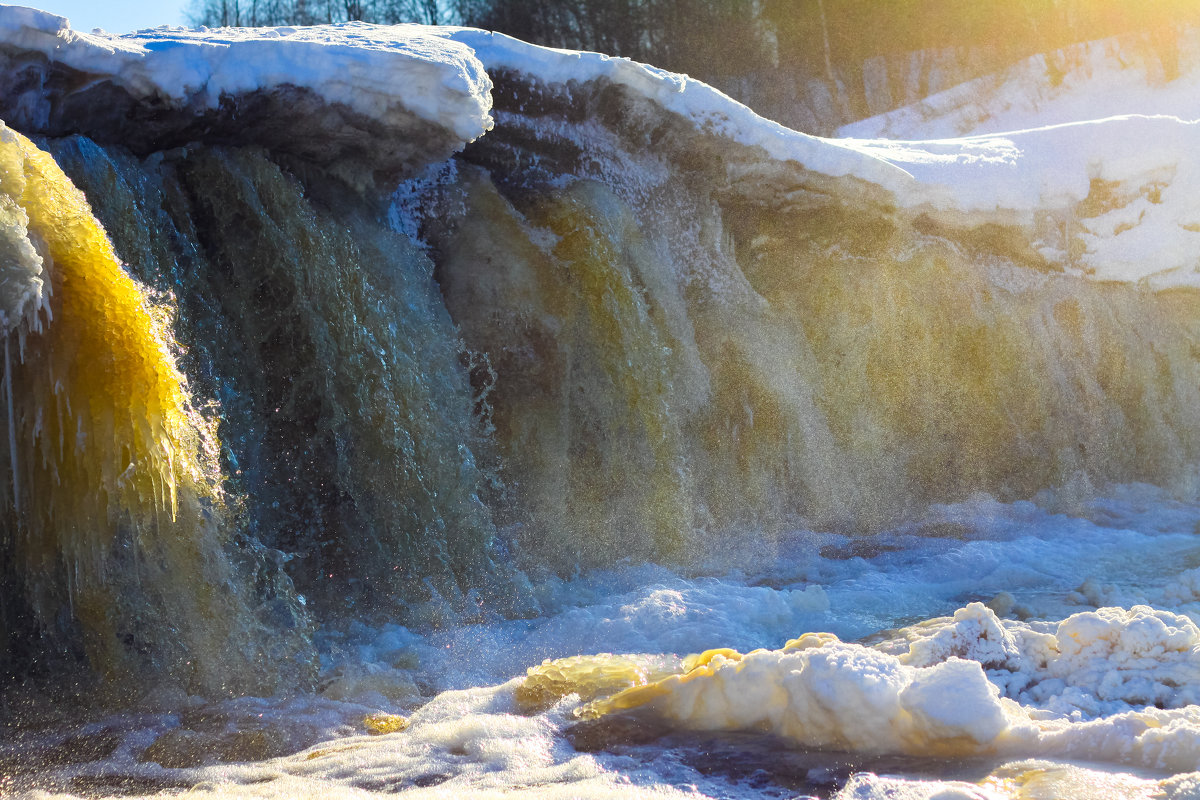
[0,7,492,180]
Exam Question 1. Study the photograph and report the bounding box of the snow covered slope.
[839,28,1200,140]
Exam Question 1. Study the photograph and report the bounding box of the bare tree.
[187,0,450,26]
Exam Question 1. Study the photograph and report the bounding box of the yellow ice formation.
[515,653,683,714]
[363,712,410,735]
[517,646,831,721]
[0,123,259,693]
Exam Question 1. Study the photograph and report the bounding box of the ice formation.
[0,121,305,694]
[576,602,1200,770]
[0,133,45,335]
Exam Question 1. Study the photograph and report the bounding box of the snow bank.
[4,7,1198,285]
[0,7,492,178]
[839,29,1200,140]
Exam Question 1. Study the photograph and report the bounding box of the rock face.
[2,9,1200,700]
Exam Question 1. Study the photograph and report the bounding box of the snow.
[838,30,1200,140]
[6,6,1200,285]
[0,7,493,145]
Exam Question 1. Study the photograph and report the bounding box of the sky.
[17,0,191,33]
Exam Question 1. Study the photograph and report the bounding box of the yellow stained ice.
[559,647,772,721]
[0,124,203,518]
[363,713,410,735]
[578,648,749,720]
[0,124,268,694]
[515,653,683,714]
[782,631,841,651]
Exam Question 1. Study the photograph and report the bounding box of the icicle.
[5,334,18,516]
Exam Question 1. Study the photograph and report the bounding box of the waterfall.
[0,125,311,695]
[1,12,1199,711]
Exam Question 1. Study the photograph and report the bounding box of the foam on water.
[9,485,1200,799]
